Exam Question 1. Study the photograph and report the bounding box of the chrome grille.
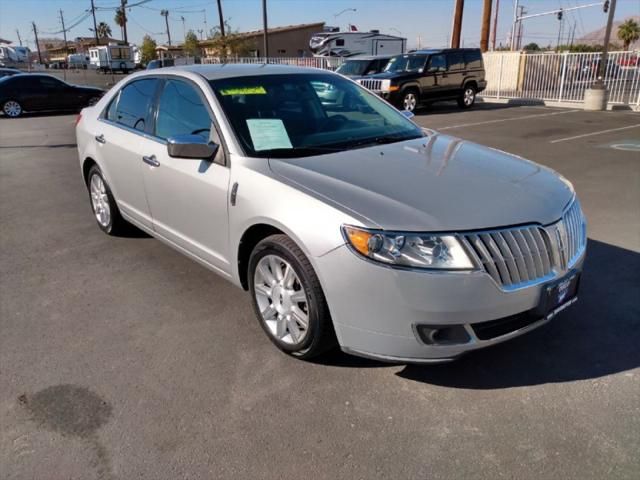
[356,78,387,93]
[463,200,586,290]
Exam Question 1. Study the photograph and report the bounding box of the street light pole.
[90,0,99,45]
[161,9,171,46]
[596,0,616,83]
[510,0,520,50]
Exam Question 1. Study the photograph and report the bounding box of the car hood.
[268,133,574,231]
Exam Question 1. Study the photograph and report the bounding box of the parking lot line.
[550,124,640,144]
[436,109,581,131]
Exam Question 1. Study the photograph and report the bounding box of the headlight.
[342,225,475,270]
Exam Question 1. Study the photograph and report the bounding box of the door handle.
[95,134,106,144]
[142,155,160,167]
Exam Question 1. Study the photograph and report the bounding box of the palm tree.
[617,19,640,50]
[96,22,112,39]
[114,8,126,40]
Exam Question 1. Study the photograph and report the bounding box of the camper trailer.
[89,45,135,73]
[309,30,406,57]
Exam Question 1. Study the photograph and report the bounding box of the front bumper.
[315,245,585,363]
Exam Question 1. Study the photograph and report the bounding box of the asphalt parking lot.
[1,104,639,479]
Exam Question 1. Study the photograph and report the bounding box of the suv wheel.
[458,85,477,109]
[401,90,419,112]
[248,234,336,359]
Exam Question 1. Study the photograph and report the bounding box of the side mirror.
[167,134,219,160]
[401,110,415,119]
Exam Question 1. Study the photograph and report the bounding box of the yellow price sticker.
[220,86,267,95]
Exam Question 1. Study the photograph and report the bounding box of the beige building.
[200,22,325,58]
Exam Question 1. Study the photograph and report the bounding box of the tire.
[86,165,127,235]
[400,89,419,112]
[458,84,477,109]
[2,100,23,118]
[248,234,337,359]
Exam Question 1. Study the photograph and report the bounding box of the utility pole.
[491,0,500,50]
[181,16,186,40]
[516,5,526,50]
[16,29,23,46]
[216,0,226,37]
[90,0,99,45]
[262,0,269,58]
[450,0,464,48]
[510,0,520,50]
[596,0,616,82]
[161,9,171,46]
[480,0,492,52]
[121,0,128,45]
[59,10,68,50]
[31,21,42,64]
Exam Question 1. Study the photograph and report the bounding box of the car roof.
[154,63,331,80]
[342,55,394,61]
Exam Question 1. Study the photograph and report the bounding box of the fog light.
[416,324,471,345]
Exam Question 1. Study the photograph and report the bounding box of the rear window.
[464,50,483,69]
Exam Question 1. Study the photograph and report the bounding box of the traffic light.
[603,0,609,13]
[557,9,563,20]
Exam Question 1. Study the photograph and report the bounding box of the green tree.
[206,22,252,57]
[96,22,112,39]
[183,30,200,57]
[617,19,640,50]
[522,42,541,51]
[114,8,126,40]
[140,34,157,65]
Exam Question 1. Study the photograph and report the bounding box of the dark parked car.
[0,67,22,78]
[335,55,394,78]
[0,74,104,118]
[360,48,487,112]
[146,58,175,70]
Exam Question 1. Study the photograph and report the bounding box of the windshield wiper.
[330,133,423,150]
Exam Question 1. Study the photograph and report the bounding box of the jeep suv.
[359,48,487,112]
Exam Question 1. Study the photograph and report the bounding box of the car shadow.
[0,110,79,120]
[413,101,542,116]
[395,239,640,388]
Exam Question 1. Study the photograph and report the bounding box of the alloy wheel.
[403,93,417,112]
[253,254,310,345]
[464,88,475,106]
[90,173,111,227]
[3,101,22,117]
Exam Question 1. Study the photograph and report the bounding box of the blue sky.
[1,0,638,49]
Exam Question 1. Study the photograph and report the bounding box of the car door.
[445,52,466,97]
[37,76,74,109]
[141,77,231,273]
[422,54,448,100]
[19,76,51,110]
[96,77,160,229]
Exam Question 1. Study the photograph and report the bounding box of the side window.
[335,39,345,47]
[447,52,465,71]
[38,77,65,89]
[464,50,483,69]
[105,91,120,121]
[155,79,212,140]
[407,55,427,72]
[113,78,158,131]
[428,54,447,73]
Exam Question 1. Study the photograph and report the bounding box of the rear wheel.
[248,234,336,359]
[458,85,477,109]
[2,100,22,118]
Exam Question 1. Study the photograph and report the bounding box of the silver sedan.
[76,64,586,363]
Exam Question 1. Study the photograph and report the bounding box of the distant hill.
[577,16,640,49]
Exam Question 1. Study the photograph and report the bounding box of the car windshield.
[210,73,424,159]
[336,60,370,76]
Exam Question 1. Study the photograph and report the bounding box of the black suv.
[363,48,486,112]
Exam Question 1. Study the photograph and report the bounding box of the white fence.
[482,51,640,107]
[202,56,344,70]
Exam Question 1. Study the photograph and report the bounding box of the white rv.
[89,45,135,73]
[309,30,406,57]
[0,45,30,63]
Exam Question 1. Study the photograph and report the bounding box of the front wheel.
[248,234,336,359]
[2,100,23,118]
[87,165,127,235]
[400,90,419,112]
[458,85,477,109]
